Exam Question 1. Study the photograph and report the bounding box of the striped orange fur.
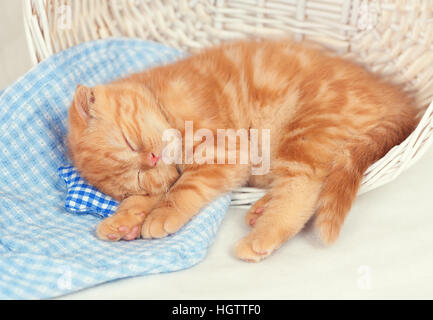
[68,39,417,261]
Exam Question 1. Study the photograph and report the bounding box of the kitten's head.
[67,83,179,200]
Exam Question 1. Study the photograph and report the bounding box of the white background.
[1,1,432,300]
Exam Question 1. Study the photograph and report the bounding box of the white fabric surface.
[62,147,433,300]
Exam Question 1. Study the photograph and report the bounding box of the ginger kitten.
[67,39,417,262]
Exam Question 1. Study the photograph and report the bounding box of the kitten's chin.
[143,164,180,195]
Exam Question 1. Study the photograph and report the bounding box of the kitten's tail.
[314,112,417,245]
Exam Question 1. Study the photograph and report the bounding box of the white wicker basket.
[23,0,433,208]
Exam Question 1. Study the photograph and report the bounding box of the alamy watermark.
[57,5,72,30]
[357,265,372,290]
[358,0,380,31]
[56,265,72,290]
[161,121,271,175]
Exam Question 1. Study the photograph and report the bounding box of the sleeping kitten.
[67,39,417,262]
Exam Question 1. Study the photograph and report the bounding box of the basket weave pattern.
[23,0,433,207]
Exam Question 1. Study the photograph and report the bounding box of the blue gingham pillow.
[58,166,118,217]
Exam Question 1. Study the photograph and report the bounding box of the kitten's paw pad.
[234,232,282,262]
[141,207,186,239]
[245,207,264,227]
[96,212,145,242]
[245,195,271,227]
[123,226,140,241]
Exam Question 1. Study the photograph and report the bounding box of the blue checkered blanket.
[0,39,231,299]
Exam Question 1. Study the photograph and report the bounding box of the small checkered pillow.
[58,166,119,218]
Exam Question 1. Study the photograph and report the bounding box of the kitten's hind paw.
[245,206,265,227]
[234,232,280,262]
[245,194,271,227]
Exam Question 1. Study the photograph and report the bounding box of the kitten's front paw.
[141,206,187,239]
[96,196,153,241]
[97,213,144,242]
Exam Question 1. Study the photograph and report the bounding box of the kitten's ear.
[74,85,96,122]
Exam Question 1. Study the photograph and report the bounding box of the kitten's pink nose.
[149,152,160,166]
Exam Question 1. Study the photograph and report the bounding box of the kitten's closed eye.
[122,131,139,152]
